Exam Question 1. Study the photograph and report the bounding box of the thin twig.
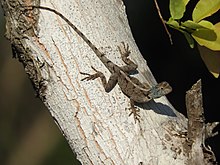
[153,0,173,44]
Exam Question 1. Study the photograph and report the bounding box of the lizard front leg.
[128,99,140,123]
[80,66,118,92]
[118,42,138,72]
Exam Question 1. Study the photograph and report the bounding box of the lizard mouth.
[148,84,172,99]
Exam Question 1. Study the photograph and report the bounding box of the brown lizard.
[24,6,172,122]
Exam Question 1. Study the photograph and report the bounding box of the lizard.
[24,5,172,122]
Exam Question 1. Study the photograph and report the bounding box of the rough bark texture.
[2,0,217,164]
[185,80,218,165]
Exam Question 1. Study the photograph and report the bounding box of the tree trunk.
[1,0,217,164]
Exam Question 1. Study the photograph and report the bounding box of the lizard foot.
[117,42,137,71]
[80,66,102,81]
[127,107,140,123]
[118,42,131,58]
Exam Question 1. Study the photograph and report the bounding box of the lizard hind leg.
[80,66,118,93]
[80,66,104,81]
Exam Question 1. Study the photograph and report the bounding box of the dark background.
[0,0,219,164]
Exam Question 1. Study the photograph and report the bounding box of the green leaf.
[198,20,214,29]
[181,20,211,31]
[166,17,180,29]
[192,21,220,51]
[170,0,190,19]
[192,0,220,22]
[182,31,195,48]
[198,44,220,78]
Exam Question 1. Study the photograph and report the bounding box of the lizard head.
[148,81,172,99]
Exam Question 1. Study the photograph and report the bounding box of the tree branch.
[185,79,218,165]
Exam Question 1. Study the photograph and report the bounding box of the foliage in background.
[167,0,220,78]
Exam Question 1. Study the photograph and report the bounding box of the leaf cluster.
[167,0,220,78]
